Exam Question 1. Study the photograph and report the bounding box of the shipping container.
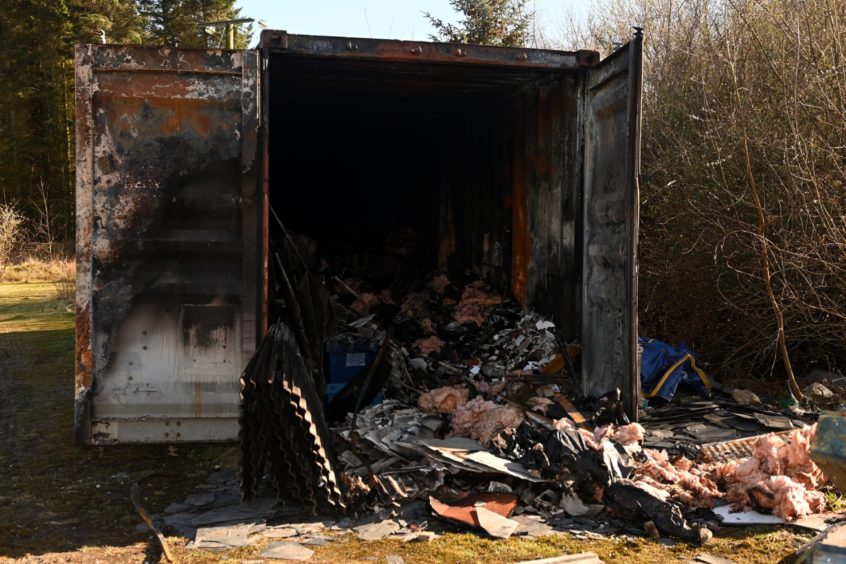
[74,30,642,445]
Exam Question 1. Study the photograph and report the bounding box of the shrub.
[0,203,24,279]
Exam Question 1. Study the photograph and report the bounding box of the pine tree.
[425,0,533,47]
[0,0,73,231]
[137,0,251,48]
[68,0,146,44]
[0,0,250,244]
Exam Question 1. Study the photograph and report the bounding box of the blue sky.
[234,1,587,45]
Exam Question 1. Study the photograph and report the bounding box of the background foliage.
[0,0,249,244]
[558,0,846,384]
[425,0,533,46]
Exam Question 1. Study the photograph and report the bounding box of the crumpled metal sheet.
[240,322,345,512]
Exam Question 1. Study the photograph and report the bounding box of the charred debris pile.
[238,222,834,543]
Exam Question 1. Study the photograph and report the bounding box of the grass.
[0,280,233,561]
[825,490,846,513]
[1,257,75,284]
[0,277,819,563]
[168,525,811,563]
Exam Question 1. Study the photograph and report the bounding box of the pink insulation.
[452,304,486,326]
[579,429,603,451]
[430,273,450,294]
[473,379,506,396]
[553,417,577,432]
[452,282,504,326]
[634,448,723,509]
[625,426,827,520]
[449,396,524,446]
[414,335,446,356]
[458,282,505,307]
[709,425,826,521]
[417,386,469,414]
[702,425,828,520]
[592,423,645,446]
[351,292,380,314]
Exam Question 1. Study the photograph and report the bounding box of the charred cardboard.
[429,492,519,536]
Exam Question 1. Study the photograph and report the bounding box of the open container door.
[581,31,643,418]
[74,45,260,444]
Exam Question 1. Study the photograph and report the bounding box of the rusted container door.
[581,33,643,418]
[74,46,259,444]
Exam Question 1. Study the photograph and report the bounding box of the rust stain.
[155,97,213,136]
[75,304,92,390]
[193,381,204,417]
[101,95,215,137]
[96,72,239,99]
[274,33,591,71]
[89,45,242,77]
[511,152,530,305]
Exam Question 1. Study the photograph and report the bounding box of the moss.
[302,527,811,564]
[164,525,813,564]
[825,490,846,512]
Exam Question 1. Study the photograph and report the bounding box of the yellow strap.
[688,356,711,390]
[643,353,711,399]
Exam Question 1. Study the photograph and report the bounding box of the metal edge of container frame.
[256,30,601,69]
[74,31,643,445]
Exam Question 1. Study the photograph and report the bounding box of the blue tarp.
[640,337,710,401]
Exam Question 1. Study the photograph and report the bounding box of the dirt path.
[0,283,233,561]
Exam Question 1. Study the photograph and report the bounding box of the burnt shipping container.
[74,30,643,445]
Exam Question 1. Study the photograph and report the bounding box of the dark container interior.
[268,53,584,341]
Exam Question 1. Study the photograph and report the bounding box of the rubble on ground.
[193,234,843,551]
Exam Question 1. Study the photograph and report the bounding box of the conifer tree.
[425,0,533,47]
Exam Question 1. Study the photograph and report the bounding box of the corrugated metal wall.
[455,75,584,342]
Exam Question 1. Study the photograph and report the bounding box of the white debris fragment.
[475,506,519,538]
[536,319,556,331]
[562,494,590,516]
[259,542,314,561]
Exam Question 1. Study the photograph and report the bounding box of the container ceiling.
[270,55,569,100]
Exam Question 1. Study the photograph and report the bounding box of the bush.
[558,0,846,388]
[0,203,24,279]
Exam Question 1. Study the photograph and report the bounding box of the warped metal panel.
[74,45,260,444]
[581,33,643,417]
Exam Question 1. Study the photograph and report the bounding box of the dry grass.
[168,526,813,564]
[1,257,75,285]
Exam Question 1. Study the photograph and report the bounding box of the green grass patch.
[167,525,812,564]
[0,282,233,559]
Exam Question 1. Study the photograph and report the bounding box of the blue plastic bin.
[325,339,379,405]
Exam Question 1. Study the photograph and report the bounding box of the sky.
[233,1,588,46]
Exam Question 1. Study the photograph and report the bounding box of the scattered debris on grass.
[141,231,845,560]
